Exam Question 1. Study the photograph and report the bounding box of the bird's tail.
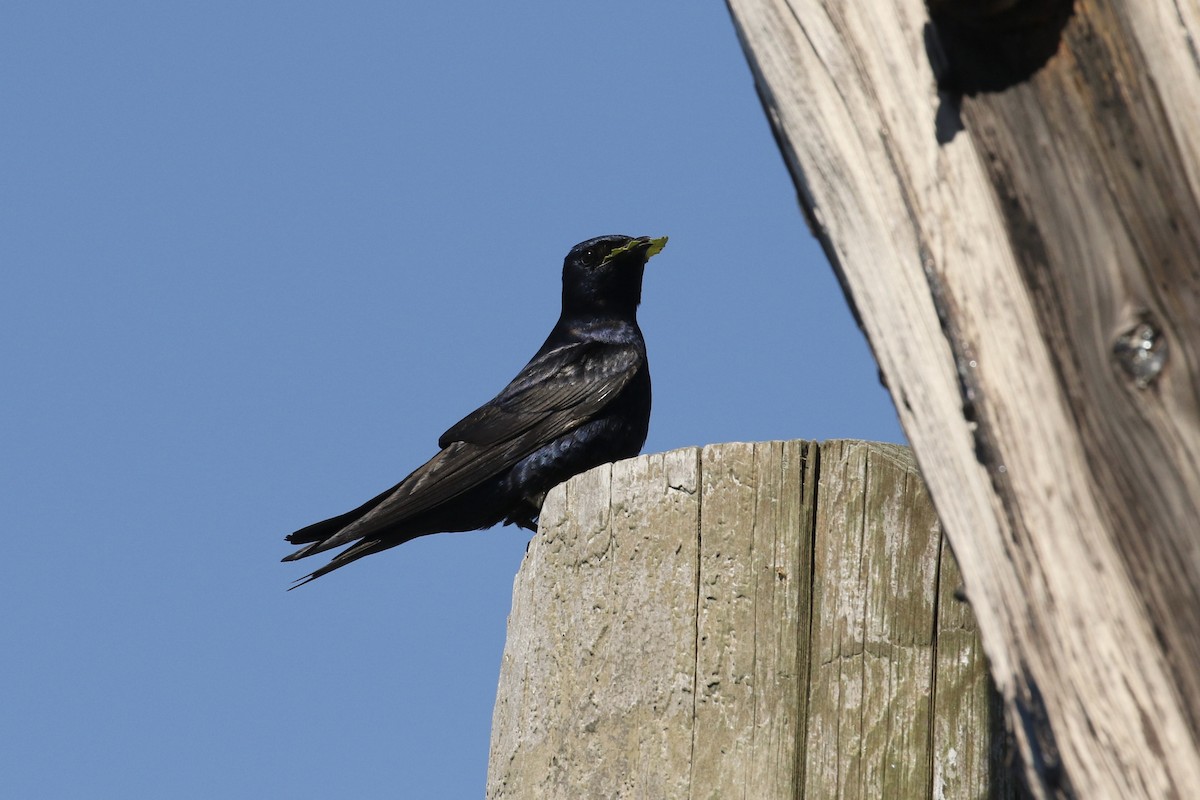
[287,538,393,590]
[281,482,404,586]
[284,482,398,547]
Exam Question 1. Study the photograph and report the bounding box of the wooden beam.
[723,0,1200,795]
[487,441,1013,798]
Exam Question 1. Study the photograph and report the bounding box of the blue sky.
[1,3,901,797]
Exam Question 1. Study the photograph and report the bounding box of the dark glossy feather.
[438,340,641,447]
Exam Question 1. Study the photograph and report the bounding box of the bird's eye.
[581,248,601,267]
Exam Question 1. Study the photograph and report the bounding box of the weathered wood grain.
[722,0,1200,795]
[690,440,812,799]
[487,440,1009,799]
[934,526,1019,800]
[804,441,942,799]
[487,447,702,800]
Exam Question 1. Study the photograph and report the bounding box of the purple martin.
[283,234,666,587]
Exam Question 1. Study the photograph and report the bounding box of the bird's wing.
[438,339,642,447]
[366,340,642,518]
[287,340,642,561]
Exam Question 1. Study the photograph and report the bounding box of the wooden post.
[487,440,1016,799]
[721,0,1200,796]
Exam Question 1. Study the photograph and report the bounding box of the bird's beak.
[641,236,668,260]
[603,235,668,266]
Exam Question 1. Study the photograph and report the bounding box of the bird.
[283,234,667,587]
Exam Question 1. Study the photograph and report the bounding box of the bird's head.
[561,234,667,319]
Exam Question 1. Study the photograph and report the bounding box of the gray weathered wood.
[722,0,1200,795]
[805,441,942,798]
[487,446,703,800]
[487,440,1011,799]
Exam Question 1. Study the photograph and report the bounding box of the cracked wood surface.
[723,0,1200,795]
[486,440,1013,799]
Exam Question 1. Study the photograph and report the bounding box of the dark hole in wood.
[924,0,1075,95]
